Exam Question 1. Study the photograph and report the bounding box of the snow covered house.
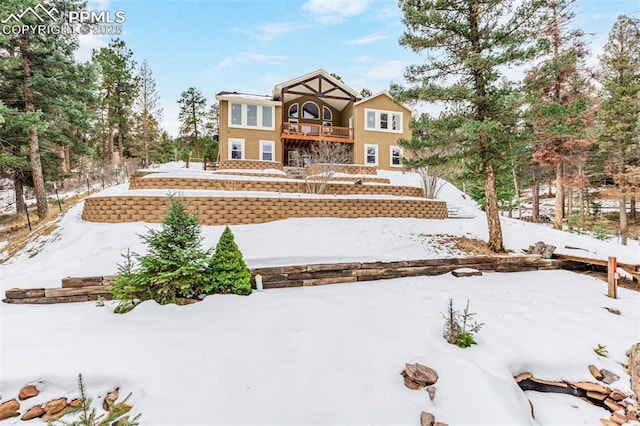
[215,69,412,171]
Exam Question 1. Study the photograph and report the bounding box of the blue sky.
[78,0,640,136]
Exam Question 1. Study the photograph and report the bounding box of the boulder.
[426,385,436,401]
[420,411,435,426]
[18,385,40,400]
[600,419,617,426]
[600,369,620,385]
[405,363,439,386]
[589,365,603,381]
[103,388,119,411]
[70,398,83,407]
[44,397,68,415]
[0,400,20,420]
[21,405,45,421]
[608,390,627,401]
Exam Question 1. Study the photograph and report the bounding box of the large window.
[228,103,274,130]
[364,108,403,133]
[364,144,378,166]
[259,140,275,161]
[302,101,319,119]
[228,138,244,160]
[288,103,298,118]
[390,146,402,167]
[323,106,332,121]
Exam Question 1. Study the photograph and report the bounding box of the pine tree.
[134,60,162,167]
[525,0,594,230]
[597,15,640,245]
[207,226,252,296]
[177,87,207,159]
[394,0,549,252]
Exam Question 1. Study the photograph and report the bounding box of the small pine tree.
[206,226,252,295]
[111,196,212,308]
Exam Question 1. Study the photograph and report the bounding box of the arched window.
[302,101,320,119]
[323,106,332,121]
[288,103,298,118]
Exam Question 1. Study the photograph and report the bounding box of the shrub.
[206,226,252,295]
[111,196,212,309]
[442,299,483,348]
[594,344,608,357]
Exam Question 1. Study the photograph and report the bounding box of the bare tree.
[302,141,352,194]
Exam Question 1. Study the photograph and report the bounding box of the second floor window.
[229,103,275,130]
[365,108,403,133]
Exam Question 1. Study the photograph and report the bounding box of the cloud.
[216,53,288,70]
[74,32,108,62]
[302,0,372,25]
[346,32,387,45]
[257,22,297,41]
[365,60,408,80]
[88,0,110,10]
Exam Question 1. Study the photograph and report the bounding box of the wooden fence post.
[607,256,617,299]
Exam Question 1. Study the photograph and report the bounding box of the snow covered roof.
[215,91,279,106]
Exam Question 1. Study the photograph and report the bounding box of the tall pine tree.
[177,87,207,159]
[134,60,162,166]
[597,15,640,245]
[394,0,548,252]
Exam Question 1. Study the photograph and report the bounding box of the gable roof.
[273,69,361,111]
[353,91,412,113]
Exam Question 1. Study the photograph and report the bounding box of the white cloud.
[352,55,373,63]
[74,33,108,62]
[302,0,372,25]
[216,53,288,70]
[346,32,387,45]
[365,60,408,80]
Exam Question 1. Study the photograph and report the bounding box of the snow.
[1,166,639,425]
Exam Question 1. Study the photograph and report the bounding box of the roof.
[273,69,361,111]
[215,91,279,105]
[353,91,412,113]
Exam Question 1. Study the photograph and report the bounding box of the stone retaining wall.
[3,255,558,304]
[81,196,448,225]
[219,159,284,170]
[306,164,378,175]
[129,176,422,197]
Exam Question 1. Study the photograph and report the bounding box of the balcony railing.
[281,121,354,142]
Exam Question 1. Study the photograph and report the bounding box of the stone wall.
[129,176,422,197]
[219,159,284,170]
[306,163,378,175]
[81,195,448,225]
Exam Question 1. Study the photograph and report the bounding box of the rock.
[603,307,621,315]
[70,398,83,407]
[571,382,610,393]
[587,391,609,401]
[403,375,424,390]
[21,404,45,421]
[589,365,603,381]
[103,388,120,411]
[608,390,627,401]
[426,385,436,401]
[451,268,482,277]
[405,363,438,386]
[18,385,40,400]
[44,397,68,415]
[434,423,449,426]
[628,343,640,399]
[0,399,20,420]
[420,411,435,426]
[42,408,69,423]
[600,369,620,385]
[604,398,623,412]
[112,416,130,426]
[611,410,627,424]
[600,419,617,426]
[514,372,532,382]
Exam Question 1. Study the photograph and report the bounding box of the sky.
[74,0,640,137]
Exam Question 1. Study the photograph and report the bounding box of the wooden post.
[607,256,617,299]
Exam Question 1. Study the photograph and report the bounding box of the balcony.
[281,121,354,143]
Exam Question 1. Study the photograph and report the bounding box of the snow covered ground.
[1,165,639,425]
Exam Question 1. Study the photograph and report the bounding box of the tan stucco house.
[215,69,412,171]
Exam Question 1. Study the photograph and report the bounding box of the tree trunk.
[117,121,124,163]
[532,167,540,222]
[20,35,48,220]
[629,194,636,221]
[553,162,563,230]
[143,111,150,166]
[14,172,24,214]
[619,188,628,245]
[548,180,553,197]
[578,188,584,224]
[107,122,115,165]
[485,162,505,252]
[567,187,574,231]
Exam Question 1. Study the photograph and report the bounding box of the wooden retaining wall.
[3,255,558,304]
[81,196,448,225]
[129,176,422,197]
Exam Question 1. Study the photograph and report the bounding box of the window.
[365,144,378,166]
[364,108,403,133]
[228,138,244,160]
[288,103,298,118]
[247,104,258,127]
[302,101,319,119]
[323,106,332,121]
[390,146,402,167]
[228,103,274,129]
[259,140,275,161]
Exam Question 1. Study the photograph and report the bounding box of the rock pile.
[0,383,134,423]
[401,363,448,426]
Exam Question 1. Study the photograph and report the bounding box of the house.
[215,69,412,171]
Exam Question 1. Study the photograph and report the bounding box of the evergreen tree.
[207,226,252,296]
[597,15,640,245]
[394,0,548,252]
[177,87,207,159]
[134,60,162,167]
[112,196,212,306]
[525,0,594,230]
